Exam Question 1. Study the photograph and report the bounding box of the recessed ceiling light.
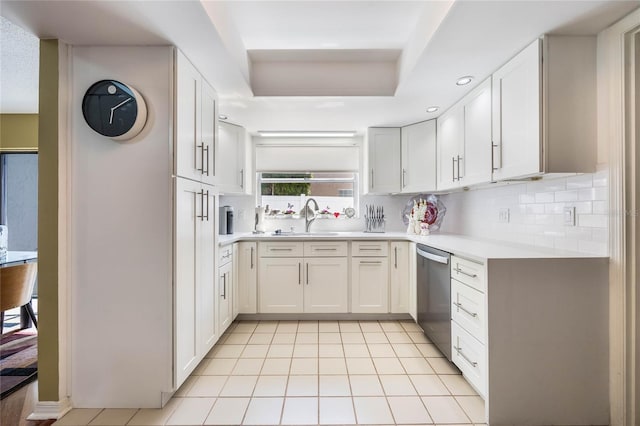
[218,114,228,120]
[258,130,357,138]
[456,76,473,86]
[426,106,439,113]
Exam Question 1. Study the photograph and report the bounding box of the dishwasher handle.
[417,247,449,265]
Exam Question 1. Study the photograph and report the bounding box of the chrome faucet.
[304,198,319,233]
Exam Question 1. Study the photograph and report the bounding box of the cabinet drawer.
[451,321,486,398]
[451,280,486,344]
[451,255,485,292]
[351,241,388,257]
[259,241,304,257]
[304,241,348,257]
[219,245,233,266]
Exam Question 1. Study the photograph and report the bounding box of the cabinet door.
[367,128,401,194]
[351,257,389,313]
[401,120,436,193]
[201,79,218,186]
[232,243,239,320]
[198,186,217,355]
[390,242,410,313]
[175,51,203,182]
[259,257,304,313]
[237,242,257,314]
[437,105,464,191]
[218,261,233,335]
[304,258,348,313]
[174,178,200,387]
[461,78,492,187]
[218,122,245,193]
[492,39,541,180]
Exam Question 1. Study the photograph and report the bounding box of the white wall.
[69,46,174,408]
[440,169,608,255]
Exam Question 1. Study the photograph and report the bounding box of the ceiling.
[1,0,638,132]
[0,17,39,113]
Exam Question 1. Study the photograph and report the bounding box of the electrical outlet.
[563,206,576,226]
[498,208,510,223]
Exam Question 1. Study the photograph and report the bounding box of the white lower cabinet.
[237,242,257,314]
[451,321,486,396]
[259,257,304,313]
[174,177,216,388]
[390,241,410,313]
[351,241,389,313]
[218,258,233,335]
[304,258,348,313]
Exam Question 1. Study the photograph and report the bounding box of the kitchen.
[3,3,637,423]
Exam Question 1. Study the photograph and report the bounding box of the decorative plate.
[344,207,356,218]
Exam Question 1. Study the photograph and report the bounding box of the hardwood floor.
[0,380,55,426]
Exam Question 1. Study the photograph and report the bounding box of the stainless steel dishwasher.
[416,244,452,361]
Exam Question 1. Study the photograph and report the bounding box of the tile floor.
[54,320,485,425]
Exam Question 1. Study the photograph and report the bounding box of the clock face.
[82,80,146,140]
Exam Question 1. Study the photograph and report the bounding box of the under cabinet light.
[456,76,473,86]
[258,131,357,138]
[426,106,439,113]
[218,114,228,120]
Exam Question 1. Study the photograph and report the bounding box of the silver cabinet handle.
[240,169,244,188]
[298,263,301,285]
[204,145,210,176]
[306,263,309,285]
[270,248,293,251]
[360,260,382,265]
[370,169,374,189]
[359,246,381,250]
[453,302,478,317]
[457,155,462,180]
[454,345,478,367]
[315,248,337,251]
[452,157,457,181]
[197,144,204,173]
[394,246,398,268]
[402,168,407,188]
[205,190,210,221]
[250,247,254,269]
[221,272,226,299]
[454,266,477,278]
[492,143,501,171]
[196,189,205,221]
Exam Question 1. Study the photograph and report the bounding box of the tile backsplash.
[439,169,609,255]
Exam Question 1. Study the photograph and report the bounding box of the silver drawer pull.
[315,248,337,251]
[360,247,381,250]
[360,260,382,264]
[453,302,478,318]
[454,267,477,278]
[454,345,478,367]
[270,248,293,251]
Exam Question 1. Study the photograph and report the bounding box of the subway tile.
[534,192,554,203]
[593,200,608,214]
[518,193,536,204]
[554,190,579,202]
[544,203,565,214]
[526,204,545,215]
[566,174,593,189]
[578,240,608,256]
[579,187,607,201]
[593,170,608,187]
[578,214,608,228]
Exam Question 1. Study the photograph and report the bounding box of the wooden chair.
[1,262,38,334]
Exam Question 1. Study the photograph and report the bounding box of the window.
[257,172,358,216]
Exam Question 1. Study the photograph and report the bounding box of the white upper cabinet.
[437,78,492,191]
[401,120,436,193]
[217,121,247,194]
[175,50,217,185]
[491,40,541,180]
[492,36,597,180]
[367,127,401,194]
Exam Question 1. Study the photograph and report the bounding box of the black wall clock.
[82,80,147,141]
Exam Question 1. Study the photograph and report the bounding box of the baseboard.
[27,397,72,420]
[235,313,413,321]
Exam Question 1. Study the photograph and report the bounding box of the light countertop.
[218,232,606,262]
